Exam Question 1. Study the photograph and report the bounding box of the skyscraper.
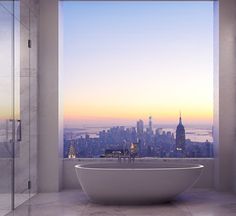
[68,143,76,158]
[136,119,144,154]
[148,116,153,134]
[137,120,144,135]
[175,113,185,153]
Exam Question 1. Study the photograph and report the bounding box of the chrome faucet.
[128,152,136,163]
[111,150,136,163]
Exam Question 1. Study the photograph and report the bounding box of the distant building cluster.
[64,115,213,158]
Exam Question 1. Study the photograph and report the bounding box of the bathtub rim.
[75,162,204,171]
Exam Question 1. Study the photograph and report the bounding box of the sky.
[62,1,214,127]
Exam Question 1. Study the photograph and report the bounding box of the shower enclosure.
[0,0,37,215]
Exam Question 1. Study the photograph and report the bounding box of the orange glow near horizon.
[63,77,213,125]
[64,102,213,125]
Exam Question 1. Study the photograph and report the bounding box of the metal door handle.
[17,120,21,142]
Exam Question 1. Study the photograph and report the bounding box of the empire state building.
[175,113,186,153]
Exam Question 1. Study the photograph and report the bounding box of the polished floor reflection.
[6,189,236,216]
[0,193,35,216]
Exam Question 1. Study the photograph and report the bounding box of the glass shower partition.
[13,0,31,209]
[0,0,36,214]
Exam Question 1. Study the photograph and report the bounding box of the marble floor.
[5,189,236,216]
[0,193,35,216]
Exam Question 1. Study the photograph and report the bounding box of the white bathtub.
[75,162,203,204]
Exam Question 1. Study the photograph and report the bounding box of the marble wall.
[214,0,236,193]
[38,0,63,192]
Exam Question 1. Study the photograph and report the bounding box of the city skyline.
[64,114,213,158]
[64,114,213,143]
[62,1,214,126]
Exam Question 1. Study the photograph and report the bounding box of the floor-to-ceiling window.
[61,1,214,159]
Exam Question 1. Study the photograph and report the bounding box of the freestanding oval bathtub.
[75,162,203,204]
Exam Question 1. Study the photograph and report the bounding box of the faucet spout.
[111,147,137,163]
[129,153,136,163]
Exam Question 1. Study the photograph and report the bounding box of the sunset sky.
[61,1,214,127]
